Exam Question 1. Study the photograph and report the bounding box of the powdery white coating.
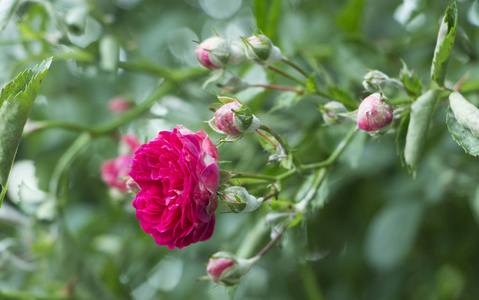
[357,94,393,132]
[214,100,243,135]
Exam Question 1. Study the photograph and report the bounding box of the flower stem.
[252,84,304,94]
[23,82,174,137]
[254,221,291,258]
[281,58,309,78]
[301,125,359,170]
[259,62,306,87]
[312,89,338,101]
[259,124,289,155]
[49,132,92,207]
[231,172,277,182]
[256,129,278,148]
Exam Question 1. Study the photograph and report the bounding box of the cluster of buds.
[357,93,393,133]
[195,32,284,70]
[206,251,258,286]
[209,97,261,136]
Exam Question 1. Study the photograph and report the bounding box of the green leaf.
[0,0,20,30]
[365,201,423,271]
[396,111,410,167]
[404,89,440,175]
[431,2,458,87]
[99,35,119,72]
[449,91,479,137]
[336,0,365,33]
[0,57,52,207]
[446,107,479,156]
[326,85,357,110]
[399,59,422,98]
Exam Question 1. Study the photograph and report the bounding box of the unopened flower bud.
[362,70,390,93]
[244,35,283,63]
[108,97,132,113]
[357,93,393,132]
[321,101,348,124]
[212,99,261,135]
[206,251,258,286]
[221,186,262,213]
[196,37,244,69]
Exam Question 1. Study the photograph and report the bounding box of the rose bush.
[130,125,220,249]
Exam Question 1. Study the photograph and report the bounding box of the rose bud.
[126,178,140,193]
[221,186,262,213]
[212,98,261,136]
[357,93,393,132]
[321,101,348,124]
[362,70,390,93]
[244,34,284,63]
[206,251,258,286]
[108,97,132,113]
[362,70,404,93]
[195,37,245,70]
[100,155,133,192]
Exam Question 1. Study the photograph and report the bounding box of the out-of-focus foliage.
[1,0,479,299]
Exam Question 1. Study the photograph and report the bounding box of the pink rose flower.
[100,155,133,192]
[130,125,220,249]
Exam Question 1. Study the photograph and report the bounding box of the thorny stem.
[253,84,304,94]
[281,58,309,78]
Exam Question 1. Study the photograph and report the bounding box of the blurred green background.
[1,0,479,299]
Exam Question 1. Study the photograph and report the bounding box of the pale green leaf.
[404,89,440,174]
[431,2,458,86]
[446,106,479,156]
[0,57,52,207]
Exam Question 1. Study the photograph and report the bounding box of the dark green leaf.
[446,106,479,156]
[431,2,458,87]
[396,111,410,167]
[0,57,52,206]
[327,85,357,110]
[336,0,365,33]
[399,60,422,98]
